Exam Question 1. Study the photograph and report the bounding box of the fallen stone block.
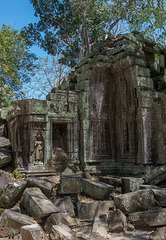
[21,224,46,240]
[0,209,36,229]
[129,208,166,227]
[21,187,59,222]
[28,177,54,198]
[0,149,12,168]
[59,174,82,194]
[108,209,126,232]
[0,170,12,189]
[0,137,10,148]
[122,177,143,193]
[44,213,80,233]
[49,225,74,240]
[140,185,160,190]
[52,196,75,217]
[152,189,166,207]
[149,227,166,240]
[91,214,108,238]
[0,179,27,208]
[99,176,122,187]
[77,200,114,220]
[114,189,155,214]
[82,178,113,200]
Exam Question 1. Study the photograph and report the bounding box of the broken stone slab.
[0,149,12,168]
[59,174,82,194]
[0,179,27,208]
[140,185,160,190]
[152,189,166,207]
[82,178,113,200]
[28,176,54,198]
[99,176,122,187]
[77,200,114,220]
[52,196,75,217]
[0,137,10,148]
[0,209,36,229]
[21,224,46,240]
[108,209,127,232]
[49,225,75,240]
[0,170,12,189]
[91,214,108,238]
[122,177,143,193]
[21,187,59,222]
[149,227,166,240]
[44,213,80,233]
[129,208,166,227]
[114,189,155,214]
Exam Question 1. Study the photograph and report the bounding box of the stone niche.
[7,91,79,173]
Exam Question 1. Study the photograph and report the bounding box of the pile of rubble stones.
[0,167,166,240]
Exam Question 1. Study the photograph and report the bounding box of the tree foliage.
[0,24,37,107]
[24,56,70,99]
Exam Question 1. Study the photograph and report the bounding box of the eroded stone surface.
[108,209,127,232]
[0,209,36,229]
[59,174,82,194]
[149,227,166,240]
[152,189,166,207]
[21,187,59,222]
[49,225,74,240]
[52,196,75,217]
[0,149,12,168]
[21,224,46,240]
[82,178,113,200]
[114,189,155,214]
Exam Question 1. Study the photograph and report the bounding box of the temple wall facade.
[7,32,166,175]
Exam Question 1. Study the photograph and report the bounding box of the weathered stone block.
[0,209,36,229]
[114,189,155,214]
[44,213,79,233]
[82,178,113,200]
[0,137,10,148]
[0,149,12,168]
[99,176,122,187]
[52,196,75,217]
[152,189,166,207]
[59,174,82,194]
[129,209,166,227]
[0,179,27,208]
[49,225,74,240]
[21,187,59,222]
[28,177,54,198]
[149,227,166,240]
[0,170,12,189]
[21,224,46,240]
[77,200,114,220]
[122,177,143,193]
[91,215,108,238]
[108,209,127,232]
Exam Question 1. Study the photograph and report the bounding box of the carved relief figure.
[34,132,44,164]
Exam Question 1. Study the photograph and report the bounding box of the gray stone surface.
[152,189,166,207]
[0,137,10,148]
[0,149,12,167]
[49,225,74,240]
[122,177,143,193]
[21,187,59,222]
[44,213,79,233]
[82,178,113,200]
[28,176,54,198]
[0,209,36,229]
[59,174,82,194]
[0,170,12,188]
[21,224,46,240]
[114,189,155,214]
[0,179,27,208]
[129,208,166,227]
[52,196,75,217]
[108,209,127,232]
[91,215,108,238]
[149,227,166,240]
[77,200,114,220]
[99,176,122,187]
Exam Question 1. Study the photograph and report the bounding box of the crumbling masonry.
[6,32,166,175]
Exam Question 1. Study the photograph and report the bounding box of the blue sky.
[0,0,47,57]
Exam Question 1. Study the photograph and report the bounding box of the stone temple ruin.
[1,31,166,176]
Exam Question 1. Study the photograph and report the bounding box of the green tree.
[21,0,133,67]
[0,24,37,108]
